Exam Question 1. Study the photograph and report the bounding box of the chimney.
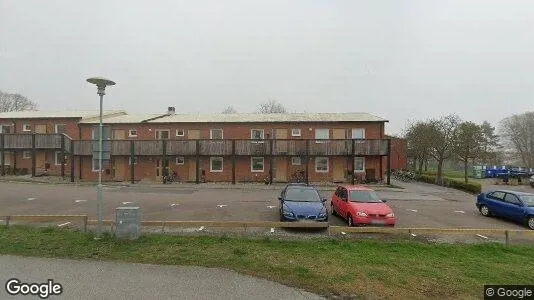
[167,106,176,115]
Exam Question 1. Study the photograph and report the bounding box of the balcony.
[0,134,391,156]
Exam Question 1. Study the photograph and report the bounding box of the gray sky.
[1,0,533,135]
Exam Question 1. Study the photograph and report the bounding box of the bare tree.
[257,99,286,113]
[222,105,237,114]
[0,91,38,112]
[500,112,534,168]
[427,114,461,185]
[404,120,433,174]
[453,121,483,183]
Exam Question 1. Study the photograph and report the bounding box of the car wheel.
[479,205,491,217]
[331,203,337,216]
[347,215,354,227]
[527,216,534,230]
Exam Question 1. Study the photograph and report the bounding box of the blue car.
[476,190,534,230]
[279,184,328,222]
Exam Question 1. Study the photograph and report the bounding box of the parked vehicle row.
[278,183,396,227]
[476,189,534,230]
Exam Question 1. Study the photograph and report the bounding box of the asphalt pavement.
[0,255,324,300]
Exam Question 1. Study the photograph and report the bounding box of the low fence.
[2,215,534,245]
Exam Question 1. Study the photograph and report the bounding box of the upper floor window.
[22,124,31,132]
[54,124,66,134]
[128,129,138,137]
[155,130,170,139]
[251,129,264,140]
[0,125,12,134]
[176,129,185,137]
[352,128,365,139]
[210,129,223,139]
[315,129,329,143]
[291,128,301,137]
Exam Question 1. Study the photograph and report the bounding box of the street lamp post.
[86,77,115,238]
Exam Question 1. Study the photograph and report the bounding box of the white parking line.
[476,234,488,239]
[57,222,71,227]
[270,228,275,233]
[27,198,36,201]
[74,200,87,203]
[454,210,465,213]
[411,233,417,237]
[122,202,133,205]
[170,203,179,207]
[407,209,418,212]
[267,206,276,209]
[198,226,205,231]
[217,205,227,208]
[341,232,347,235]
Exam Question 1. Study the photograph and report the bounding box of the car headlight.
[282,207,294,218]
[356,211,368,217]
[386,212,395,218]
[318,207,327,218]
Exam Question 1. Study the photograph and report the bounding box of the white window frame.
[250,129,265,140]
[92,158,100,172]
[315,129,329,143]
[54,151,63,166]
[315,157,329,173]
[128,129,138,137]
[128,157,138,165]
[210,129,223,139]
[155,129,170,139]
[54,124,66,134]
[352,128,365,139]
[251,157,265,172]
[176,129,185,137]
[210,157,223,172]
[22,124,31,132]
[354,157,365,173]
[291,128,301,137]
[291,157,301,165]
[22,151,31,159]
[176,156,185,165]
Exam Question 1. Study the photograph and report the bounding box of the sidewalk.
[0,175,404,192]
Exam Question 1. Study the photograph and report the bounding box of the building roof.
[0,110,127,120]
[147,112,388,123]
[78,113,166,124]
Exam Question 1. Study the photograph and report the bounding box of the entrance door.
[333,157,346,182]
[155,158,162,182]
[36,152,45,169]
[35,125,47,134]
[275,157,288,182]
[187,130,200,181]
[113,157,126,181]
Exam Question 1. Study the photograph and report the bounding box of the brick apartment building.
[0,108,406,184]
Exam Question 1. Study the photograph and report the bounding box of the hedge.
[415,174,481,194]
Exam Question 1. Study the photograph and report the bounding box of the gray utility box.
[115,207,141,240]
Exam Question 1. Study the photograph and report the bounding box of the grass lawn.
[1,226,533,299]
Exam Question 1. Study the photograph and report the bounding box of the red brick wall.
[0,118,81,138]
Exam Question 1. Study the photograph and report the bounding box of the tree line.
[404,112,534,185]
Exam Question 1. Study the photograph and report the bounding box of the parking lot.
[0,178,531,232]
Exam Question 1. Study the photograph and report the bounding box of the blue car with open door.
[476,190,534,229]
[278,184,328,222]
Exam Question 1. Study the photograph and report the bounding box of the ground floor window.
[315,157,329,172]
[55,151,64,165]
[354,157,365,172]
[23,151,31,159]
[128,157,138,165]
[291,157,301,165]
[251,157,264,172]
[210,157,223,172]
[176,156,185,165]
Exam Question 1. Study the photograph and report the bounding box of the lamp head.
[87,77,116,96]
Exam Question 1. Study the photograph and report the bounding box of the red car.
[331,185,396,227]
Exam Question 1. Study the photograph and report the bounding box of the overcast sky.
[1,0,533,135]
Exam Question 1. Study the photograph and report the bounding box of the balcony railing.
[0,134,391,156]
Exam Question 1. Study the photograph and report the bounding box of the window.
[291,157,301,165]
[23,151,31,159]
[156,130,170,139]
[176,156,185,165]
[251,129,264,140]
[176,129,185,137]
[22,124,31,132]
[210,129,223,139]
[128,157,138,165]
[55,124,66,134]
[291,128,301,137]
[0,125,12,134]
[92,158,100,171]
[315,129,329,143]
[251,157,264,172]
[352,128,365,139]
[315,157,329,172]
[504,193,521,205]
[210,157,223,172]
[354,157,365,173]
[55,151,63,165]
[488,191,505,200]
[128,129,138,137]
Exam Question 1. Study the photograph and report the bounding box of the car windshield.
[285,188,321,202]
[519,195,534,207]
[349,191,382,203]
